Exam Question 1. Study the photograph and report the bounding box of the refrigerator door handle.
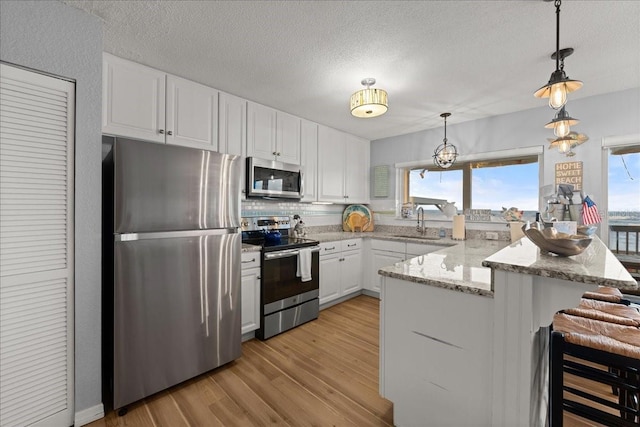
[116,228,238,242]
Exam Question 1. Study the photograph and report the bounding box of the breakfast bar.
[378,236,638,427]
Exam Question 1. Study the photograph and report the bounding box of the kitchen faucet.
[417,207,425,235]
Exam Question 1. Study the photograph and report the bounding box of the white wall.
[0,0,103,416]
[370,88,640,221]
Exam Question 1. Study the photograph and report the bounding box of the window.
[405,155,539,221]
[607,145,640,250]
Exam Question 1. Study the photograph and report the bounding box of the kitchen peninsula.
[378,235,637,426]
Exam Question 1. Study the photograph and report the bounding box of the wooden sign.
[555,161,583,191]
[464,208,491,222]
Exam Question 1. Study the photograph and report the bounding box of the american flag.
[582,195,601,225]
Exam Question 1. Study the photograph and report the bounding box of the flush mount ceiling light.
[433,113,458,169]
[533,0,583,110]
[350,78,388,118]
[544,106,579,137]
[548,131,589,157]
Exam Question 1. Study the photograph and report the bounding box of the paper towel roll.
[452,215,465,240]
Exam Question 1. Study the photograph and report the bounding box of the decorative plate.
[342,204,374,232]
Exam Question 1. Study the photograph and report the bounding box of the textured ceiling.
[63,0,640,141]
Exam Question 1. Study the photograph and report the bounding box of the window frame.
[396,146,544,220]
[600,134,640,243]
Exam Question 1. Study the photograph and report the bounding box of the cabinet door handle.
[257,276,261,279]
[167,130,173,136]
[347,243,356,247]
[272,151,277,155]
[242,258,256,263]
[159,129,165,134]
[325,246,335,251]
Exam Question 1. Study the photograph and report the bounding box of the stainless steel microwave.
[246,157,304,199]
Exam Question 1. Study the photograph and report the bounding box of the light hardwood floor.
[88,294,619,427]
[88,295,394,427]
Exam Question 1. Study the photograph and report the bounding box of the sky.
[608,152,640,212]
[410,163,539,212]
[410,152,640,213]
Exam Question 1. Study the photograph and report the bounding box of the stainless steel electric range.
[241,216,320,340]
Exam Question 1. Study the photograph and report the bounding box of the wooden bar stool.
[550,313,640,426]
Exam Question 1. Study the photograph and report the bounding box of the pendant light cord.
[555,0,561,72]
[443,115,447,146]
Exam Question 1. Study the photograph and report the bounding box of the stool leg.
[550,332,565,427]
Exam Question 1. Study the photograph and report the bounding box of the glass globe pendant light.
[533,0,582,110]
[433,113,458,169]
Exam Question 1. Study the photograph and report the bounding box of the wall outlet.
[486,232,499,240]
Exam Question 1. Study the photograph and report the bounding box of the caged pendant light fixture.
[533,0,582,110]
[350,78,388,118]
[433,113,458,169]
[544,106,579,137]
[548,131,589,157]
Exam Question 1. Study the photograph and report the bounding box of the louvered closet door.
[0,63,75,427]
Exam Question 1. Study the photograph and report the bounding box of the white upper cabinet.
[103,53,166,143]
[317,125,346,202]
[276,110,301,165]
[247,102,276,159]
[344,133,370,203]
[218,92,247,198]
[300,119,318,202]
[318,125,369,203]
[103,53,218,150]
[247,101,301,164]
[218,92,246,157]
[165,75,218,149]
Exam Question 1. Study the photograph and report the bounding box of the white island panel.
[381,277,493,426]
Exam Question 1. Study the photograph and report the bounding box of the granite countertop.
[241,243,261,252]
[305,231,459,247]
[482,235,638,291]
[378,240,509,297]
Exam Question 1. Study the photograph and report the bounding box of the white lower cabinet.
[240,252,261,335]
[367,239,442,293]
[370,251,404,293]
[319,239,362,305]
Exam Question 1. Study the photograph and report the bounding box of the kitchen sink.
[390,234,442,241]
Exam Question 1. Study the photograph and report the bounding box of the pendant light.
[547,132,589,157]
[350,78,388,118]
[433,113,458,169]
[544,106,579,137]
[533,0,582,110]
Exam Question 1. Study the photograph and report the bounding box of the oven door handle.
[264,246,320,260]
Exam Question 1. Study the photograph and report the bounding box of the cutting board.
[342,204,374,232]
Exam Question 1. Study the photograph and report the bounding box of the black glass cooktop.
[242,230,318,252]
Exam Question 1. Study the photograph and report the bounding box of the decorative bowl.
[522,223,592,257]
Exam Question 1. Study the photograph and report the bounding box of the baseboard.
[241,331,255,342]
[75,403,104,426]
[361,289,380,298]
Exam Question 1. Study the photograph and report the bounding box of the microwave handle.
[299,171,304,198]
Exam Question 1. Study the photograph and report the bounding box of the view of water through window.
[409,162,538,221]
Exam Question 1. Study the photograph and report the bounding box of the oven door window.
[252,166,300,193]
[262,252,319,304]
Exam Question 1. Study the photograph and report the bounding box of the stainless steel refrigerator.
[102,137,242,411]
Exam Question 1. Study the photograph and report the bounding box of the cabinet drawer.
[320,241,340,257]
[241,252,260,269]
[371,239,405,254]
[341,238,362,252]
